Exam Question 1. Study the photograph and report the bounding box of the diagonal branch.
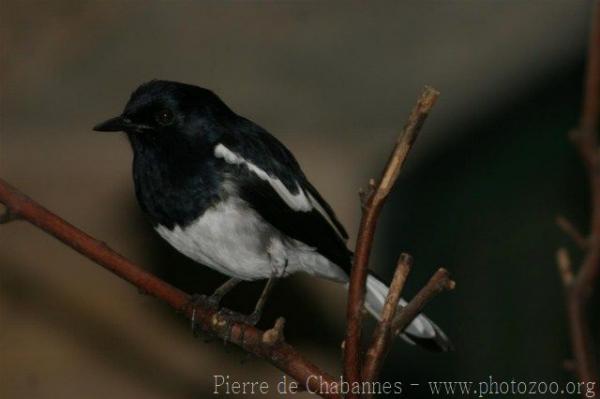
[0,178,342,399]
[391,268,455,337]
[361,253,412,384]
[361,260,454,394]
[343,86,440,397]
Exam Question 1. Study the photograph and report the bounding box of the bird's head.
[94,80,232,149]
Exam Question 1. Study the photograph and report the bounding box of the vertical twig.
[557,1,600,394]
[343,87,439,396]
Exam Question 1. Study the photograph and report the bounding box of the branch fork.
[344,86,455,398]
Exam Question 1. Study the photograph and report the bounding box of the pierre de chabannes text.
[213,374,597,397]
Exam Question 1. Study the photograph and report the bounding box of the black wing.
[217,117,352,273]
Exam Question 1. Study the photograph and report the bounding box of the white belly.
[155,197,347,282]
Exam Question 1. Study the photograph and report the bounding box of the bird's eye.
[155,109,174,126]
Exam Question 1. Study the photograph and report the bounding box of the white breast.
[155,197,348,282]
[155,198,277,280]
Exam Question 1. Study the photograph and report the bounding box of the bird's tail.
[358,273,453,352]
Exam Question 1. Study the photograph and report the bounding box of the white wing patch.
[214,143,347,240]
[214,144,312,212]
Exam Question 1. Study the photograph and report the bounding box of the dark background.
[1,1,597,398]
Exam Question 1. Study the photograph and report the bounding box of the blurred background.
[1,1,597,398]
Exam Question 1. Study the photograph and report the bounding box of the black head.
[94,80,234,149]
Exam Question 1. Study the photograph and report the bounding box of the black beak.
[93,116,127,132]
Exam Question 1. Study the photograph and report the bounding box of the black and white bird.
[94,80,451,351]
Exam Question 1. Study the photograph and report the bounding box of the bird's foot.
[217,307,262,326]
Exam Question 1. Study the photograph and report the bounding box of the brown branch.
[391,268,455,337]
[343,86,440,396]
[362,254,412,384]
[557,1,600,394]
[0,178,342,399]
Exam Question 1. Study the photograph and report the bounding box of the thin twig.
[392,268,455,337]
[0,178,342,399]
[362,254,412,385]
[557,1,600,394]
[343,87,439,396]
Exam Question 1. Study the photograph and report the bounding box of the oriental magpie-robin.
[94,80,451,351]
